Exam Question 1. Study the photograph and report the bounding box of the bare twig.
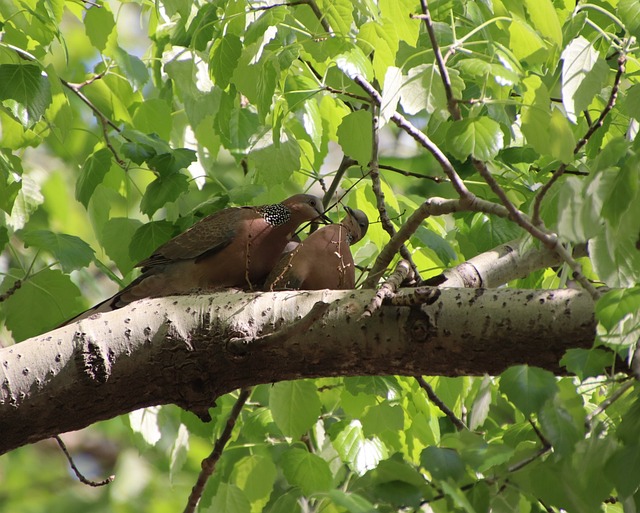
[0,279,21,303]
[183,388,252,513]
[585,379,634,429]
[416,0,461,120]
[363,196,508,288]
[54,435,114,487]
[61,79,127,167]
[367,104,421,284]
[532,52,627,225]
[415,376,467,431]
[379,164,446,182]
[360,260,412,319]
[354,74,473,200]
[324,156,358,208]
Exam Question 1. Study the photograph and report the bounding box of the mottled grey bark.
[0,287,596,455]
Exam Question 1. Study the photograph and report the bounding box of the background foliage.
[1,0,640,511]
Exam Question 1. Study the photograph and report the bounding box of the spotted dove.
[264,206,369,290]
[66,194,326,323]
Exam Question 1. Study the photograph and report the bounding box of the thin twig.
[183,388,252,513]
[585,379,634,429]
[471,158,601,299]
[54,435,114,487]
[532,52,627,225]
[61,79,127,167]
[354,74,472,200]
[415,376,467,431]
[363,196,508,288]
[360,260,412,319]
[379,164,446,182]
[417,0,461,120]
[324,156,358,208]
[0,279,21,303]
[368,104,421,283]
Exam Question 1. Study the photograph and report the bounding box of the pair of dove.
[70,194,368,322]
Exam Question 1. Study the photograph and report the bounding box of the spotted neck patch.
[257,203,292,226]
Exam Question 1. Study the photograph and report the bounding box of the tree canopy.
[1,0,640,512]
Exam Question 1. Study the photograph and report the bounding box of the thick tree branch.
[0,288,596,455]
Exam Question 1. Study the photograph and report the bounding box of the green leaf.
[207,483,251,513]
[140,173,190,217]
[20,230,95,273]
[280,448,333,495]
[210,34,243,89]
[129,406,162,446]
[101,217,144,275]
[327,490,376,513]
[538,399,582,457]
[596,288,640,331]
[75,148,113,208]
[499,365,558,416]
[361,403,404,437]
[399,64,464,119]
[2,269,83,341]
[335,46,374,81]
[523,0,562,46]
[113,46,149,90]
[251,138,301,184]
[548,108,576,164]
[446,118,504,161]
[132,99,173,140]
[231,454,277,512]
[337,110,372,165]
[147,149,197,177]
[129,221,175,264]
[618,0,640,40]
[269,380,321,440]
[84,4,115,51]
[0,64,52,126]
[560,348,613,380]
[508,17,548,65]
[601,159,639,227]
[420,446,466,481]
[317,0,353,35]
[0,150,22,214]
[331,420,388,475]
[561,36,608,123]
[605,444,640,498]
[169,424,189,482]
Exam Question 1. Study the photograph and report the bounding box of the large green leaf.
[618,0,640,40]
[269,380,321,440]
[140,173,190,217]
[2,269,83,341]
[280,448,333,495]
[499,365,558,416]
[20,230,95,273]
[446,117,504,161]
[75,148,113,208]
[560,36,608,123]
[101,217,144,275]
[337,110,372,165]
[420,446,466,481]
[0,64,52,126]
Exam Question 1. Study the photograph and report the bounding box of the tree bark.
[0,287,596,455]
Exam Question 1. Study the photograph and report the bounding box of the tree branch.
[0,288,597,455]
[183,388,252,513]
[532,52,627,225]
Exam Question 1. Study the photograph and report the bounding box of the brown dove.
[264,206,369,290]
[66,194,326,323]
